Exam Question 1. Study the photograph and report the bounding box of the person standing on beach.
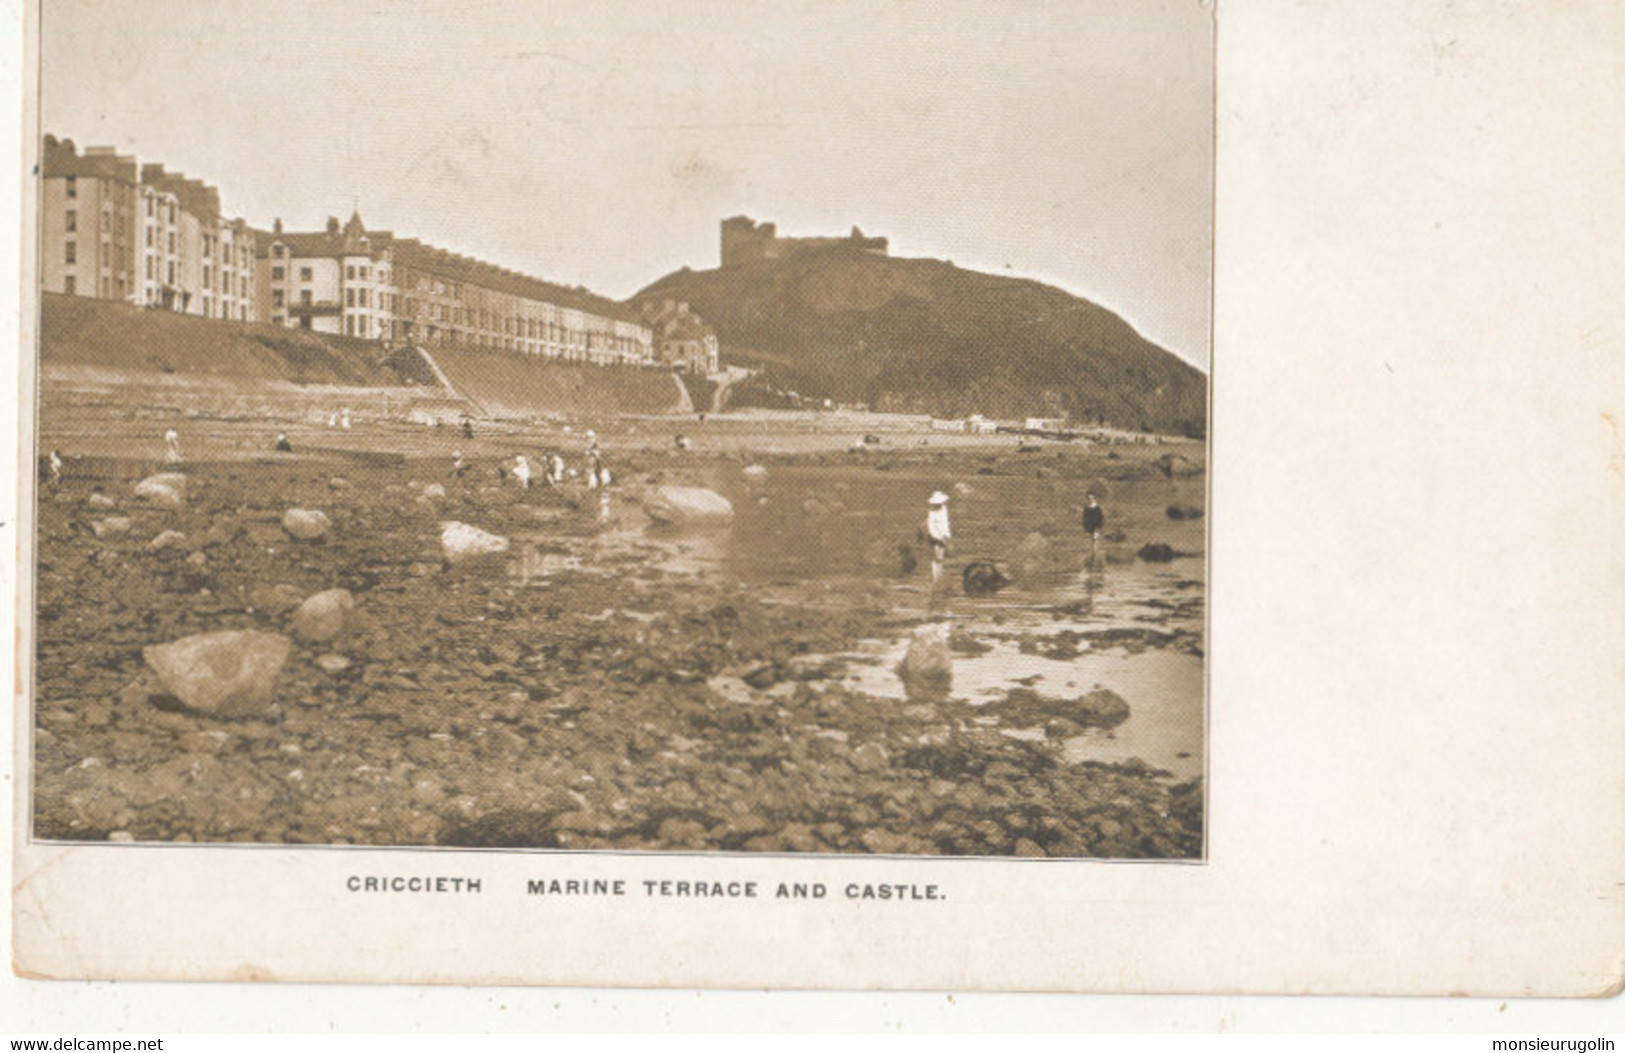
[926,491,952,583]
[274,432,293,453]
[47,449,63,487]
[585,431,604,489]
[164,428,182,464]
[512,454,533,490]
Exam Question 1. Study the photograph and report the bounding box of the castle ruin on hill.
[720,215,888,268]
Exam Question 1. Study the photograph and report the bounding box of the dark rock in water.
[1165,504,1203,521]
[1137,543,1177,562]
[249,583,304,616]
[994,686,1131,729]
[962,561,1011,595]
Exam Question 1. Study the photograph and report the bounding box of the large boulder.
[142,630,294,718]
[290,588,356,644]
[282,508,332,541]
[644,486,734,526]
[134,472,187,509]
[1137,543,1177,563]
[440,521,510,564]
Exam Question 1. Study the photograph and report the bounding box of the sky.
[39,0,1213,366]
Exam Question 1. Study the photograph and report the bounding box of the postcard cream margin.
[10,0,1625,995]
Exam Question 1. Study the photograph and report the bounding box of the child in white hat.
[926,491,952,581]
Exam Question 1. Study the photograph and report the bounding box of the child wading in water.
[1082,492,1105,549]
[926,491,952,583]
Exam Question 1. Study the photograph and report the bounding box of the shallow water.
[515,460,1206,778]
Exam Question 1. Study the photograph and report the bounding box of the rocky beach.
[30,413,1206,858]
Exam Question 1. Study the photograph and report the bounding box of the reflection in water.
[510,464,1203,776]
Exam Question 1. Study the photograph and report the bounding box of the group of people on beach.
[922,487,1106,585]
[485,430,608,493]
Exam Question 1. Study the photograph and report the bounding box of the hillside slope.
[39,292,414,387]
[427,346,689,419]
[632,252,1206,434]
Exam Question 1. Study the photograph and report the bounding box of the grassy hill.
[39,292,415,387]
[632,252,1207,435]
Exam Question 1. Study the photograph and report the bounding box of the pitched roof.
[257,212,644,326]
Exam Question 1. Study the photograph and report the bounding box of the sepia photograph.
[9,0,1625,1013]
[24,0,1210,862]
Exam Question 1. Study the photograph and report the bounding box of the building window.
[272,290,284,307]
[65,210,76,232]
[345,289,355,307]
[146,257,155,279]
[167,262,175,285]
[271,266,284,281]
[241,277,248,297]
[63,275,75,294]
[65,176,76,198]
[272,245,284,259]
[146,197,154,217]
[203,265,211,286]
[64,241,75,264]
[346,265,355,280]
[300,289,311,305]
[345,316,355,336]
[146,227,154,247]
[203,236,211,258]
[167,202,175,223]
[300,267,312,282]
[168,233,175,253]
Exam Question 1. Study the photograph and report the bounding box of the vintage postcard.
[10,0,1623,995]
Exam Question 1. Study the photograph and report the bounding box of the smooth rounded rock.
[290,588,356,644]
[282,508,332,541]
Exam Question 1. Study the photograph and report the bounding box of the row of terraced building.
[38,135,718,372]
